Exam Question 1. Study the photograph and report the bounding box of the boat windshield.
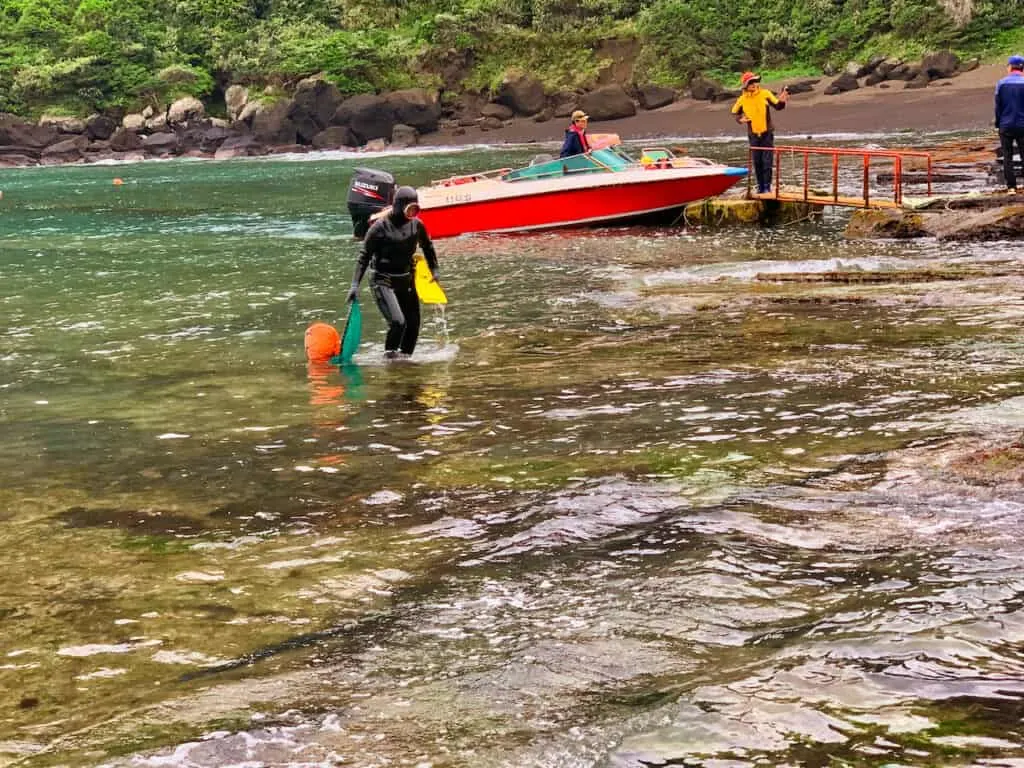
[503,144,638,182]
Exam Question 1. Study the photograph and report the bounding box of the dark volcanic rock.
[143,132,180,154]
[578,85,636,121]
[636,84,675,110]
[824,73,859,95]
[496,72,546,116]
[333,94,395,144]
[311,126,356,149]
[109,128,143,152]
[85,114,117,141]
[689,76,726,102]
[0,114,58,148]
[251,101,298,144]
[385,89,442,134]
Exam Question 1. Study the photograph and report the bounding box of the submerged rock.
[845,208,928,239]
[846,196,1024,240]
[929,203,1024,241]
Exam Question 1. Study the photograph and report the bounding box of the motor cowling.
[347,168,395,239]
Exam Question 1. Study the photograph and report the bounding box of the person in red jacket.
[559,110,591,158]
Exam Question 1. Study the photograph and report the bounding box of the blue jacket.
[995,73,1024,130]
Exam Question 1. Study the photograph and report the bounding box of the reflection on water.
[3,143,1024,767]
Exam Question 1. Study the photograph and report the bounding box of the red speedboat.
[415,136,747,238]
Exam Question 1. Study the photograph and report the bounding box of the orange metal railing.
[747,145,933,207]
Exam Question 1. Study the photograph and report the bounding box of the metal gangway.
[748,145,934,208]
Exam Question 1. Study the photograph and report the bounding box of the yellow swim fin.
[414,253,448,305]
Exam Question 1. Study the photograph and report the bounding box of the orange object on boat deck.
[304,322,341,362]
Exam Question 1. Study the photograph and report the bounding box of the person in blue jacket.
[995,54,1024,193]
[559,110,591,158]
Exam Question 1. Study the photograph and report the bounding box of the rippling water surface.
[3,139,1024,767]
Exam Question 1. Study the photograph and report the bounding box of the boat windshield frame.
[502,145,652,182]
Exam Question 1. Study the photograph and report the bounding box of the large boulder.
[176,119,213,151]
[0,144,42,160]
[929,204,1024,241]
[824,73,859,95]
[904,73,931,90]
[39,115,86,134]
[496,72,546,116]
[85,114,117,140]
[225,85,249,122]
[636,84,675,110]
[311,126,356,149]
[238,101,262,126]
[887,63,919,81]
[0,114,58,148]
[168,96,205,125]
[214,135,261,160]
[288,106,322,145]
[122,113,146,131]
[198,125,234,152]
[332,94,395,143]
[875,59,901,78]
[385,89,442,134]
[0,153,36,167]
[251,101,297,144]
[145,113,168,132]
[578,85,636,121]
[784,78,819,94]
[84,140,113,161]
[289,77,344,142]
[845,201,1024,241]
[848,56,886,79]
[391,123,418,148]
[109,128,143,152]
[689,76,727,102]
[142,132,180,154]
[922,50,960,80]
[481,103,514,120]
[40,135,89,163]
[845,208,927,239]
[549,91,578,118]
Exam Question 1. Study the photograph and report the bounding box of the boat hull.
[417,167,746,238]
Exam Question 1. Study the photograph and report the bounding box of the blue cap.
[1009,54,1024,67]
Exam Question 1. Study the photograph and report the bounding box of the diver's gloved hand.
[346,284,359,304]
[430,269,440,282]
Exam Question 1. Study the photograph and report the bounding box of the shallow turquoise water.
[3,143,1024,767]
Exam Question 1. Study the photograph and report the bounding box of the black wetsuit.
[352,203,439,356]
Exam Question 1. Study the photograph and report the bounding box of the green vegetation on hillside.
[0,0,1022,117]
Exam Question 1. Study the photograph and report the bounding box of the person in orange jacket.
[730,72,789,194]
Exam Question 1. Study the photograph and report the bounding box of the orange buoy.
[304,322,340,363]
[112,178,124,186]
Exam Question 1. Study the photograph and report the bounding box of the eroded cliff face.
[938,0,974,26]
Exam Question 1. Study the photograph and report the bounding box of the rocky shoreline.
[0,50,991,169]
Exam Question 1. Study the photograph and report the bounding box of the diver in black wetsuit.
[347,186,439,359]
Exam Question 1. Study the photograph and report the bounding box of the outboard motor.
[347,168,395,239]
